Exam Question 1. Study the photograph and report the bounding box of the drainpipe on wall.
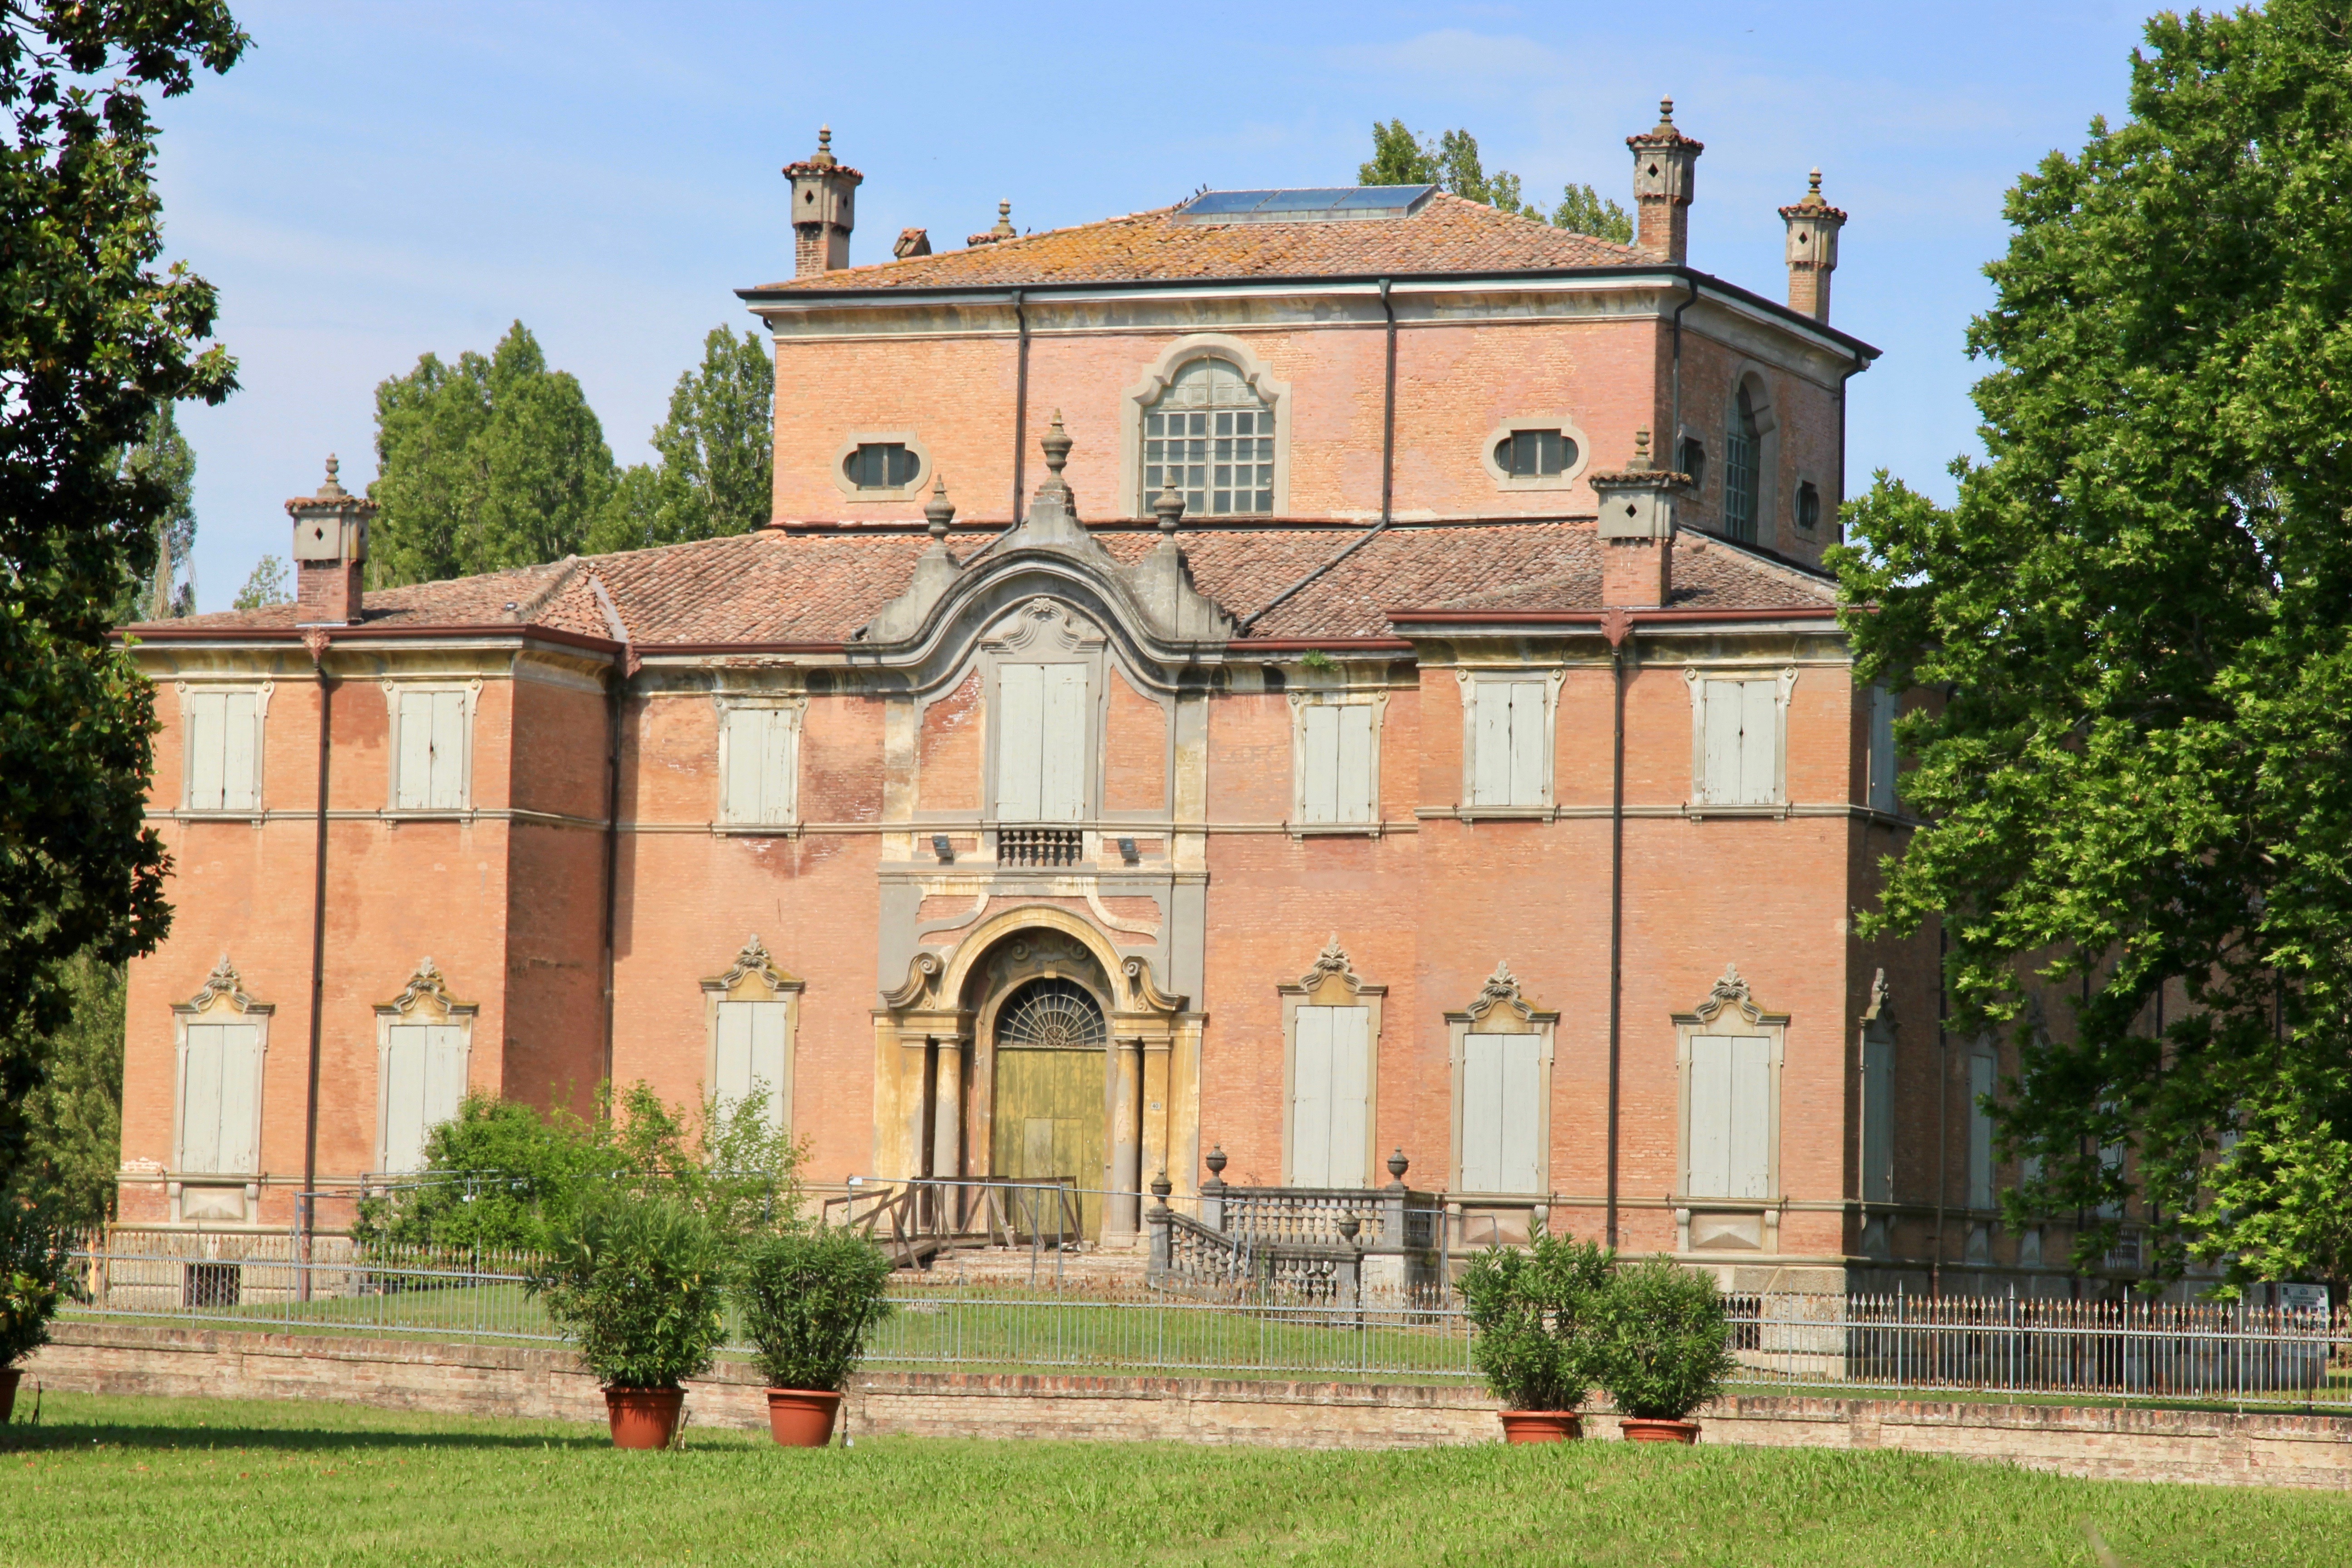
[300,631,333,1276]
[1605,614,1631,1248]
[1009,290,1029,523]
[1933,921,1948,1297]
[1378,276,1397,528]
[590,575,632,1103]
[1667,277,1700,467]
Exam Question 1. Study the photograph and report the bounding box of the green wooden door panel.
[993,1046,1104,1240]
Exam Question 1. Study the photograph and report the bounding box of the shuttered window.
[1698,678,1780,805]
[1861,1035,1894,1205]
[721,708,799,825]
[394,690,469,811]
[1470,680,1547,807]
[184,691,261,812]
[1968,1053,1997,1210]
[1289,1005,1369,1186]
[179,1022,263,1174]
[1460,1033,1542,1194]
[1867,685,1898,813]
[1687,1034,1771,1199]
[714,1000,789,1130]
[1298,704,1375,824]
[995,662,1087,822]
[381,1023,469,1174]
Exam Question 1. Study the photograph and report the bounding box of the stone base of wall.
[22,1323,2352,1489]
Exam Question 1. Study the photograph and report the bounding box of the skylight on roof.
[1173,185,1438,225]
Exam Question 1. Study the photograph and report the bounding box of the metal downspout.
[590,576,632,1100]
[300,634,333,1268]
[1010,289,1029,523]
[1605,617,1631,1248]
[1668,276,1699,469]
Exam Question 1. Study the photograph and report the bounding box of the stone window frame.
[830,429,933,503]
[1286,678,1388,835]
[980,597,1106,828]
[1476,413,1593,493]
[1672,964,1788,1254]
[1445,962,1558,1198]
[372,958,477,1178]
[1684,665,1798,813]
[1793,476,1823,533]
[1455,667,1564,817]
[1720,368,1782,546]
[701,935,805,1136]
[174,677,273,818]
[1277,939,1386,1189]
[169,956,273,1223]
[379,677,482,817]
[1117,334,1291,520]
[712,691,806,834]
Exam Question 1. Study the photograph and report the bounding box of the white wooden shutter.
[1461,1035,1504,1193]
[1701,682,1742,805]
[1861,1037,1894,1204]
[1868,686,1898,813]
[1728,1034,1770,1199]
[395,691,431,809]
[1337,704,1374,821]
[1326,1006,1369,1187]
[1968,1053,1996,1210]
[185,693,227,810]
[382,1024,431,1173]
[1301,706,1339,823]
[723,709,769,823]
[1508,682,1547,805]
[1038,664,1087,821]
[181,1022,260,1174]
[1689,1034,1757,1197]
[427,691,467,809]
[180,1024,226,1171]
[760,710,796,824]
[714,1000,789,1128]
[1472,685,1509,806]
[1290,1007,1334,1185]
[1498,1035,1541,1194]
[423,1024,468,1137]
[1739,681,1778,804]
[995,664,1044,820]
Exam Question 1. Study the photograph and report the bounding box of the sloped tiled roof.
[745,193,1644,295]
[138,522,1835,648]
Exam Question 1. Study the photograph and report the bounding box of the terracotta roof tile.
[748,193,1643,294]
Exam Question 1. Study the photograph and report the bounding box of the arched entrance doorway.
[988,975,1108,1239]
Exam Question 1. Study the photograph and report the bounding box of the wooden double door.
[987,977,1107,1240]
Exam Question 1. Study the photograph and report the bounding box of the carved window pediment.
[985,597,1102,656]
[377,958,478,1024]
[1446,961,1556,1032]
[702,934,804,1002]
[177,955,271,1017]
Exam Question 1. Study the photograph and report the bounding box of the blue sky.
[158,0,2155,610]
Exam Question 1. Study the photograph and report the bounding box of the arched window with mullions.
[1141,358,1275,516]
[1723,384,1762,544]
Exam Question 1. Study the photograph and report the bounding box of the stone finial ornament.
[1040,410,1073,477]
[317,454,347,499]
[923,475,956,540]
[1152,475,1186,534]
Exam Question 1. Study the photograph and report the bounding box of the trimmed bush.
[735,1226,895,1392]
[1458,1235,1613,1411]
[1593,1256,1739,1421]
[0,1200,71,1369]
[532,1191,729,1390]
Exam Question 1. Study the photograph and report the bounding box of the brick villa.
[114,104,2076,1293]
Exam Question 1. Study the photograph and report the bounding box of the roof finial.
[1808,166,1823,198]
[1631,427,1652,470]
[1659,96,1675,125]
[1041,410,1072,477]
[318,453,347,498]
[923,474,956,540]
[993,199,1015,239]
[1152,475,1186,534]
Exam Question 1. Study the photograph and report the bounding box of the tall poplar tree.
[0,4,245,1192]
[1833,2,2352,1289]
[590,325,774,553]
[1358,120,1631,243]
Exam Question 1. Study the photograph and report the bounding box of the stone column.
[1141,1038,1172,1209]
[1109,1037,1144,1239]
[931,1038,964,1223]
[902,1036,932,1181]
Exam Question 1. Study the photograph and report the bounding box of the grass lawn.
[2,1394,2348,1566]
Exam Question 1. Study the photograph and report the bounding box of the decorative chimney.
[289,455,374,626]
[1779,169,1847,323]
[784,125,862,276]
[1589,429,1683,610]
[1627,98,1703,265]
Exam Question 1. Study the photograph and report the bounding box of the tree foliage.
[1458,1233,1613,1411]
[4,950,124,1228]
[1358,120,1630,241]
[367,321,614,585]
[231,553,289,610]
[118,402,196,620]
[1831,1,2352,1289]
[531,1190,729,1391]
[1592,1257,1737,1421]
[0,1,244,1193]
[735,1225,895,1392]
[589,326,773,553]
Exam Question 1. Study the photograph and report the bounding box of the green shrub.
[1458,1234,1613,1411]
[1593,1256,1739,1421]
[0,1199,72,1369]
[531,1191,729,1390]
[735,1226,895,1392]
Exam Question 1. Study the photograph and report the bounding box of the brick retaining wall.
[21,1322,2352,1489]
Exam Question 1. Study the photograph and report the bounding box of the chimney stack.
[1779,169,1847,323]
[1591,429,1683,610]
[289,456,374,627]
[785,125,862,276]
[1627,98,1703,265]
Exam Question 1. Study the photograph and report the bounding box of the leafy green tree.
[0,3,245,1195]
[1831,1,2352,1291]
[231,554,289,610]
[590,326,773,553]
[4,950,124,1229]
[1359,121,1627,240]
[118,402,197,620]
[368,321,615,585]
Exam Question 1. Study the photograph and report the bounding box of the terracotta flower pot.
[603,1386,686,1450]
[1619,1417,1700,1445]
[765,1387,843,1447]
[1498,1410,1583,1444]
[0,1367,19,1425]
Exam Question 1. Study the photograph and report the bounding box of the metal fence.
[53,1238,2350,1409]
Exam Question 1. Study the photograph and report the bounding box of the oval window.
[1493,429,1576,478]
[844,442,921,490]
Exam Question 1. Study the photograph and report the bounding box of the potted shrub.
[533,1191,729,1449]
[1594,1256,1738,1444]
[0,1201,70,1424]
[1458,1234,1613,1443]
[735,1225,895,1446]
